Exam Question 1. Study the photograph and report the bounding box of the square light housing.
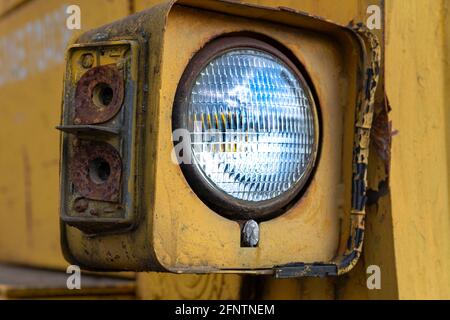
[59,0,379,276]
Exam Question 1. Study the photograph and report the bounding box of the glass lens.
[187,49,316,202]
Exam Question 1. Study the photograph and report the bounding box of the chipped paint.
[0,4,71,87]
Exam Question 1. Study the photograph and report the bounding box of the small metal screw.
[242,220,259,247]
[73,198,88,213]
[81,53,94,68]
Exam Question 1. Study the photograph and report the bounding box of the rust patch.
[371,95,396,175]
[70,140,122,202]
[74,64,124,124]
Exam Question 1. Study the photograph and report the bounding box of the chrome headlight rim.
[172,35,320,221]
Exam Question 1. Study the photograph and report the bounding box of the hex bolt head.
[242,220,259,247]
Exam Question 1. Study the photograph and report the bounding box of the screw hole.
[88,157,111,184]
[92,83,114,108]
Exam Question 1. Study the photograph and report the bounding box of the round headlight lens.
[174,37,319,218]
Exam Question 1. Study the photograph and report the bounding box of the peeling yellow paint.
[1,0,449,300]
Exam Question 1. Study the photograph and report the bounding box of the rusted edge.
[275,23,381,278]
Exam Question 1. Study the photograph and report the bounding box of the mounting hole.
[92,83,114,108]
[88,157,111,184]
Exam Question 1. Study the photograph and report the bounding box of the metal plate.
[70,140,122,202]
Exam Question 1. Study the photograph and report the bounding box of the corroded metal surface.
[371,95,395,175]
[74,64,124,124]
[70,140,122,202]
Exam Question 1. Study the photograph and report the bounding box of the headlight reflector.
[174,37,319,219]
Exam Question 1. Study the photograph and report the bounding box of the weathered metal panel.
[1,0,449,301]
[0,0,130,269]
[385,0,450,299]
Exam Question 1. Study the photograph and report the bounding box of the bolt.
[242,220,259,247]
[89,208,99,216]
[81,53,94,68]
[74,118,81,124]
[74,198,89,213]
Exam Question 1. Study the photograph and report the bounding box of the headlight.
[173,36,319,220]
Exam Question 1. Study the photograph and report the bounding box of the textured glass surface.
[188,49,315,202]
